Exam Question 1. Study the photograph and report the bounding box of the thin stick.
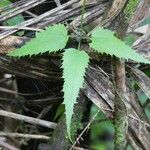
[78,0,86,50]
[70,110,100,150]
[0,110,57,129]
[25,11,38,18]
[0,132,50,140]
[0,26,42,32]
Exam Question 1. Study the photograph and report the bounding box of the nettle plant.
[8,24,150,138]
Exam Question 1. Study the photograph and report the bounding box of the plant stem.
[78,0,86,50]
[113,58,127,150]
[112,1,140,148]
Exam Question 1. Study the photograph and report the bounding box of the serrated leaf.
[90,28,150,64]
[8,24,68,57]
[62,48,89,138]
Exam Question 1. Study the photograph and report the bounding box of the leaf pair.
[8,24,150,139]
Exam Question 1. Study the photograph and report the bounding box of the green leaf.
[90,28,150,64]
[62,48,89,138]
[0,0,10,7]
[5,15,24,26]
[4,15,25,36]
[8,24,68,57]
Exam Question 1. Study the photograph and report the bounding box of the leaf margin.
[62,48,90,139]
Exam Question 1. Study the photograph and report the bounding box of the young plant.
[8,23,150,139]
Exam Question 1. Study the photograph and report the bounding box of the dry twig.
[0,110,57,129]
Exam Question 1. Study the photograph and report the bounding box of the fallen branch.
[0,110,57,129]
